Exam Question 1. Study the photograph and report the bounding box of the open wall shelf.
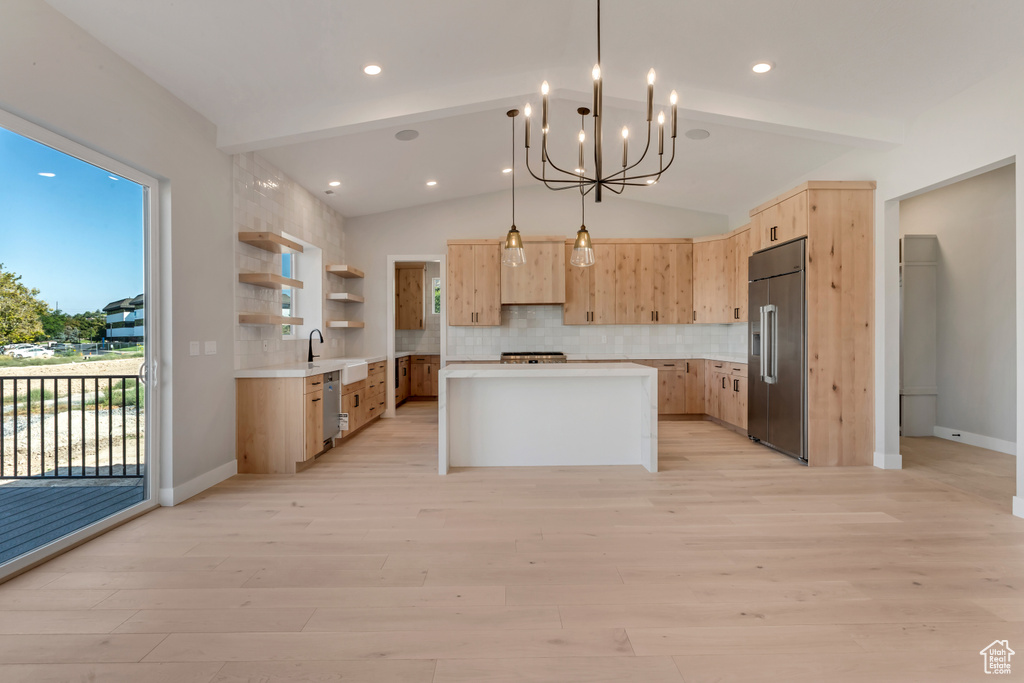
[238,273,303,289]
[239,313,304,326]
[326,292,364,303]
[238,232,304,253]
[327,320,365,328]
[326,264,364,278]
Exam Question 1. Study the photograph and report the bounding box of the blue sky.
[0,126,144,314]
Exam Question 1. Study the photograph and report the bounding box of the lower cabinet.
[304,388,323,461]
[396,356,411,405]
[705,360,747,430]
[237,376,328,474]
[411,355,440,397]
[649,359,706,416]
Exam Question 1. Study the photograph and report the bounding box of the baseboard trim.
[158,459,237,506]
[873,451,903,469]
[933,426,1016,456]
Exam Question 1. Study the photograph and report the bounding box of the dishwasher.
[322,371,341,443]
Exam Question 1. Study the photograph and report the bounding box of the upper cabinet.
[563,243,616,325]
[751,189,808,251]
[447,241,501,326]
[395,262,425,330]
[730,227,751,322]
[693,227,751,324]
[501,236,566,305]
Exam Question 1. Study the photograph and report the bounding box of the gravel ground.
[0,358,145,400]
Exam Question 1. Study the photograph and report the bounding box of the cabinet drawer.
[412,356,430,364]
[729,364,748,378]
[304,375,325,394]
[369,361,386,373]
[342,379,365,396]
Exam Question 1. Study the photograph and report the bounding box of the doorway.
[386,256,446,418]
[898,163,1016,507]
[0,111,160,576]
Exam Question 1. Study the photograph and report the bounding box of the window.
[432,276,441,314]
[282,252,295,338]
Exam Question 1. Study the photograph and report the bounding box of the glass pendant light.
[570,185,595,267]
[501,109,526,267]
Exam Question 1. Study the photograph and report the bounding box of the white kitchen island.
[438,363,658,474]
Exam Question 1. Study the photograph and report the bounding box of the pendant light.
[501,109,526,267]
[571,190,595,267]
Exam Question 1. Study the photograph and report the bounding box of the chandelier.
[521,0,677,266]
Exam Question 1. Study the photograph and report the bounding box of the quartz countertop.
[440,362,657,379]
[444,353,749,364]
[235,355,386,379]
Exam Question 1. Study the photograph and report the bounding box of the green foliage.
[0,263,48,344]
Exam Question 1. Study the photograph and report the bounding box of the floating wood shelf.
[326,292,365,303]
[326,320,365,328]
[239,313,304,326]
[325,265,364,278]
[238,232,304,253]
[238,273,303,290]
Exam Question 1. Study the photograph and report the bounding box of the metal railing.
[0,375,144,479]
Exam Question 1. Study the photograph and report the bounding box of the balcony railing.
[0,375,144,479]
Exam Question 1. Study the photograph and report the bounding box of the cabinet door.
[615,244,643,324]
[304,390,323,459]
[447,245,476,326]
[428,362,440,396]
[758,202,780,249]
[396,265,425,330]
[776,192,808,244]
[642,243,693,325]
[731,376,748,430]
[473,244,502,326]
[411,362,427,397]
[730,229,750,323]
[563,244,592,325]
[501,239,565,304]
[683,359,705,413]
[693,240,729,323]
[399,361,410,402]
[591,244,617,324]
[656,362,686,414]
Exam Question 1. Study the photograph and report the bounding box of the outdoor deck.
[0,483,144,565]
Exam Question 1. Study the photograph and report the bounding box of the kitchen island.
[438,363,658,474]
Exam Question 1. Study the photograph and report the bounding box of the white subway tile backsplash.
[447,305,748,358]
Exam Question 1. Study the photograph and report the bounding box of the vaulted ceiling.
[45,0,1024,217]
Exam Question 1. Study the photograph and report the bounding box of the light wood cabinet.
[617,244,694,324]
[730,228,751,323]
[237,377,328,474]
[693,238,730,323]
[563,243,616,324]
[395,263,425,330]
[752,191,808,250]
[411,355,440,397]
[704,361,747,429]
[683,359,705,414]
[304,390,323,460]
[447,242,501,326]
[396,356,411,405]
[501,237,565,304]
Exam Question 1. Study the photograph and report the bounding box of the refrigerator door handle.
[764,304,778,385]
[759,305,768,382]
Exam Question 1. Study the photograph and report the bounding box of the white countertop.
[235,355,386,379]
[440,362,657,379]
[444,353,749,364]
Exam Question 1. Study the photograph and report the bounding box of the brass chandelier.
[521,0,678,267]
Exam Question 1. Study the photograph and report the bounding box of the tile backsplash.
[448,305,748,357]
[396,261,441,353]
[233,152,347,370]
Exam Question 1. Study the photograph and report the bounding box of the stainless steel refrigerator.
[748,238,807,463]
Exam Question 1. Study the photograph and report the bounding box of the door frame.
[385,254,446,418]
[0,107,163,581]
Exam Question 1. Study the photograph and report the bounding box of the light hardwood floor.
[0,402,1021,682]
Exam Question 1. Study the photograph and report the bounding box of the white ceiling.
[45,0,1024,218]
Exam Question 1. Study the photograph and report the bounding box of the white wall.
[900,165,1016,447]
[346,186,728,357]
[0,0,235,497]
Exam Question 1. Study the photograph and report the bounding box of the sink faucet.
[307,328,323,363]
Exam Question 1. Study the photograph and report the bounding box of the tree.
[40,308,69,340]
[0,263,48,344]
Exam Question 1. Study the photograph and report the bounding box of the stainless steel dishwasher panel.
[323,371,340,441]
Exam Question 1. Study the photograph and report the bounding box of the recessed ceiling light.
[752,62,773,74]
[328,181,341,187]
[685,128,711,140]
[426,180,437,187]
[395,129,419,141]
[502,168,512,174]
[38,172,55,177]
[363,64,382,76]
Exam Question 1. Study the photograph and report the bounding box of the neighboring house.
[102,294,144,343]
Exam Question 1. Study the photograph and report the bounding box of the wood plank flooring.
[0,401,1021,682]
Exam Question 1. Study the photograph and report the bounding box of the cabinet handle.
[722,377,726,389]
[355,395,359,407]
[771,226,778,241]
[312,397,321,403]
[402,368,406,376]
[311,381,321,386]
[686,362,689,372]
[733,379,739,392]
[734,308,739,319]
[693,310,696,322]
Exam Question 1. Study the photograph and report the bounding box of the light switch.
[205,341,217,355]
[189,341,200,356]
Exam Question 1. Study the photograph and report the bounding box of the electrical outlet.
[204,341,217,355]
[263,340,269,352]
[189,341,199,356]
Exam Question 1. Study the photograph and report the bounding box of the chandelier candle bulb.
[541,81,549,130]
[622,126,628,167]
[524,104,531,147]
[592,64,601,114]
[670,90,678,138]
[647,68,655,121]
[578,129,585,171]
[657,111,665,155]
